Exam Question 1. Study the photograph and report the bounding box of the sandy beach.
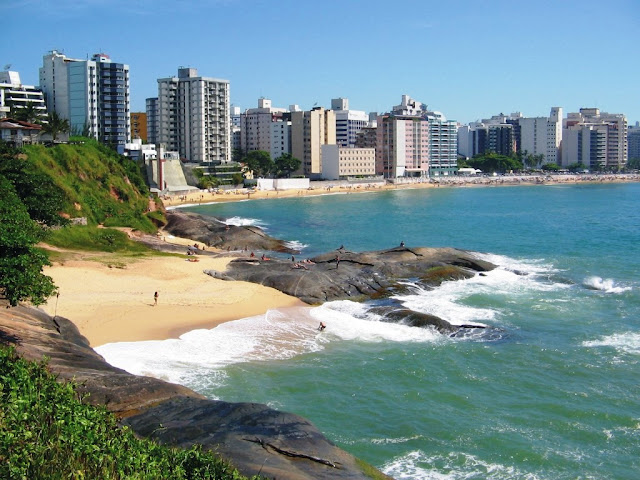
[40,249,304,347]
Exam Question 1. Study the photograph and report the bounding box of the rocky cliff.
[0,304,390,479]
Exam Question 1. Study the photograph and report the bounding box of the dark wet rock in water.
[368,306,457,334]
[164,210,298,254]
[0,304,391,480]
[207,245,496,305]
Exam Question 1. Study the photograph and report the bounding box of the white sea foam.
[223,216,265,227]
[583,276,632,294]
[390,253,568,327]
[95,303,445,387]
[382,450,541,480]
[285,240,309,252]
[583,332,640,355]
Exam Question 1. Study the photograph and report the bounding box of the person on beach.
[400,241,405,247]
[153,291,158,306]
[318,322,326,331]
[335,254,340,269]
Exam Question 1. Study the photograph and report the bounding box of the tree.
[0,145,68,227]
[10,101,43,124]
[274,153,301,178]
[242,150,273,177]
[567,162,587,172]
[0,175,57,306]
[468,152,523,174]
[41,111,70,142]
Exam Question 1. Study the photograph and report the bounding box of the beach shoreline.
[40,251,305,348]
[161,172,640,208]
[40,172,639,348]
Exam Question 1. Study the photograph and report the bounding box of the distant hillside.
[23,139,161,232]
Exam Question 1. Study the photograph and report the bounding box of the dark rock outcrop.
[164,210,298,254]
[206,246,496,305]
[0,304,390,480]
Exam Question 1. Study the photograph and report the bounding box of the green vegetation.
[466,152,523,174]
[41,111,70,142]
[23,139,157,232]
[242,150,273,177]
[0,346,257,480]
[273,153,301,178]
[46,226,150,254]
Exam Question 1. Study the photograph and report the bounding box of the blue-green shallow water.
[98,183,640,479]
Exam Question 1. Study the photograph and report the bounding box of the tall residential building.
[458,113,521,158]
[270,118,292,160]
[146,97,158,144]
[0,70,47,120]
[40,50,131,148]
[628,122,640,162]
[425,111,458,176]
[376,114,430,178]
[331,98,369,148]
[562,108,627,170]
[518,107,563,165]
[154,67,230,163]
[240,98,287,154]
[130,112,147,141]
[291,107,336,178]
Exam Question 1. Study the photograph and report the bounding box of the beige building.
[321,145,376,180]
[291,107,336,178]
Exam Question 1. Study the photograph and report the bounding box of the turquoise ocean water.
[98,183,640,479]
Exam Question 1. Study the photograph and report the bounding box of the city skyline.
[4,0,639,124]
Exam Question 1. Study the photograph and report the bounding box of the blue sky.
[4,0,639,124]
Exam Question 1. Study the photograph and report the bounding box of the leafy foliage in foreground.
[46,226,153,254]
[0,346,257,480]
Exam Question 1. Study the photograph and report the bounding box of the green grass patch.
[46,226,152,254]
[0,346,258,479]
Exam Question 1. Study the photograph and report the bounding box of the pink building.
[376,114,430,178]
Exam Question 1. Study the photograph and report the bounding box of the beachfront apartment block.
[331,98,370,148]
[240,98,288,155]
[0,70,47,120]
[562,108,627,170]
[39,50,131,148]
[376,114,430,178]
[425,111,458,177]
[518,107,563,166]
[152,67,230,164]
[628,122,640,162]
[457,113,521,158]
[321,145,376,180]
[291,107,336,178]
[146,97,159,145]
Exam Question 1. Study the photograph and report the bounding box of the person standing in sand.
[153,291,158,306]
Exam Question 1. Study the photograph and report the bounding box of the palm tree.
[41,112,70,142]
[11,102,43,124]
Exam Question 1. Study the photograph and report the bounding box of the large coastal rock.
[164,210,298,254]
[207,246,495,304]
[0,304,390,480]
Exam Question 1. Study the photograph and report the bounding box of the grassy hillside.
[23,139,160,233]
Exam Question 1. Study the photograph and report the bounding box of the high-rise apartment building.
[146,97,158,144]
[0,70,47,120]
[425,111,457,176]
[291,107,336,178]
[130,112,147,141]
[518,107,563,165]
[331,98,370,148]
[628,122,640,163]
[562,108,627,170]
[154,67,230,163]
[240,98,287,155]
[376,114,430,178]
[40,50,131,148]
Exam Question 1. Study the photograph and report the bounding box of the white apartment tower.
[240,98,287,155]
[0,70,47,120]
[331,97,369,148]
[155,67,230,163]
[40,50,131,148]
[519,107,563,165]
